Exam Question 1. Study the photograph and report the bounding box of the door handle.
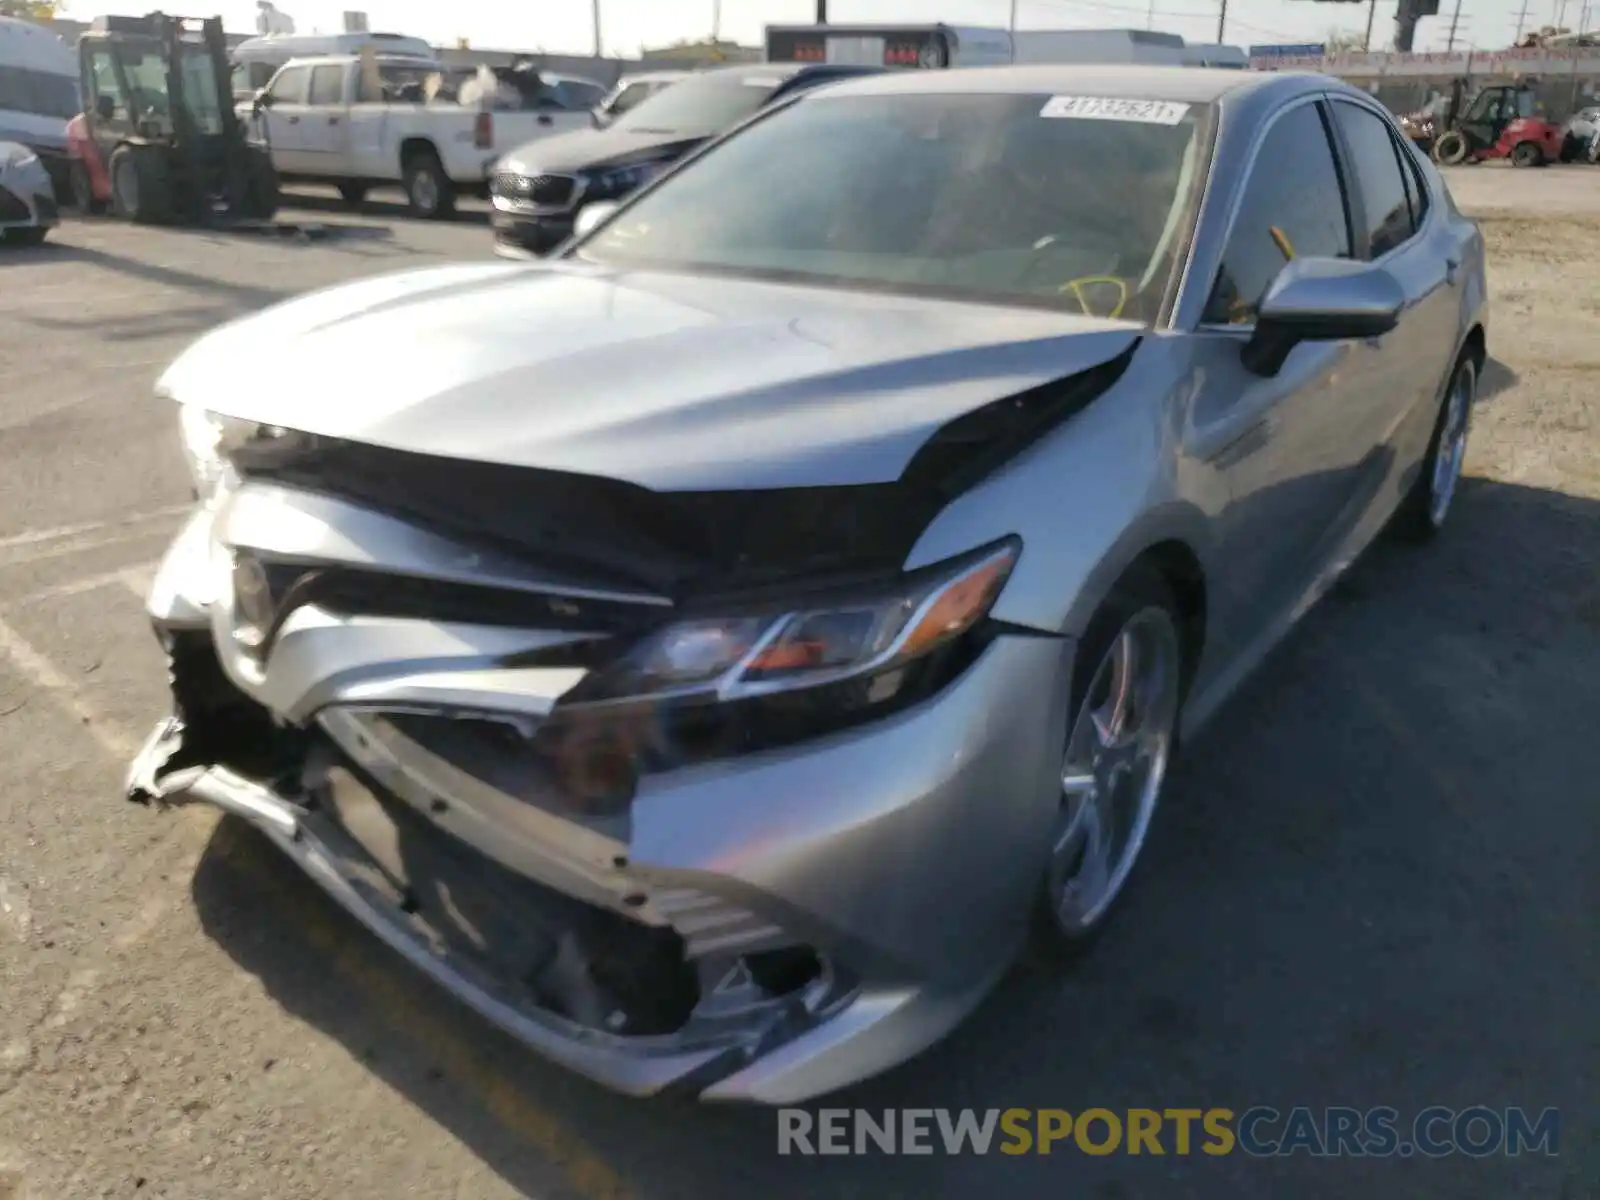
[1445,256,1461,286]
[328,115,339,125]
[287,115,299,125]
[537,114,553,126]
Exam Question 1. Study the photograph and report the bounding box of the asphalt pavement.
[0,180,1593,1200]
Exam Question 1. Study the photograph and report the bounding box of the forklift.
[65,13,279,225]
[1429,79,1568,166]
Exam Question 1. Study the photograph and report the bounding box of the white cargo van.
[231,31,437,98]
[0,16,78,196]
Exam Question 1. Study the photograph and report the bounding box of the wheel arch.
[399,135,443,170]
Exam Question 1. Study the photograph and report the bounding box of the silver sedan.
[129,65,1487,1104]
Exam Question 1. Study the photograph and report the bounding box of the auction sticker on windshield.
[1039,96,1190,124]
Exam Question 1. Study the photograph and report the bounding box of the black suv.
[489,62,886,256]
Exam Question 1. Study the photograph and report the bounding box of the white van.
[0,16,78,198]
[230,31,437,98]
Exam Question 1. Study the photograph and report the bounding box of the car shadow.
[280,187,492,227]
[190,476,1597,1200]
[1477,355,1518,405]
[0,240,291,306]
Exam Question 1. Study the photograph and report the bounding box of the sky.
[195,0,1578,61]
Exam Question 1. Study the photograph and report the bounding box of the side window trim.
[1193,92,1357,332]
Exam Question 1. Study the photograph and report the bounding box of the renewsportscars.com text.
[776,1107,1560,1158]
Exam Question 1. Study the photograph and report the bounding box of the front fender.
[904,351,1220,640]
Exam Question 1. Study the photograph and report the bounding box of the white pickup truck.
[248,53,593,217]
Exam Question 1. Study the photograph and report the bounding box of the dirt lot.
[0,175,1594,1200]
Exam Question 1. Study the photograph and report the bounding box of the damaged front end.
[127,359,1110,1098]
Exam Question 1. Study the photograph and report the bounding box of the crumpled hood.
[159,261,1142,491]
[497,126,705,174]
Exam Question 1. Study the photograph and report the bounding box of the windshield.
[579,92,1211,322]
[612,71,785,134]
[117,42,226,134]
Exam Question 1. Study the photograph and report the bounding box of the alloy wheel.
[1428,363,1474,528]
[1046,607,1181,936]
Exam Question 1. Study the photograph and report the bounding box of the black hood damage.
[234,341,1135,601]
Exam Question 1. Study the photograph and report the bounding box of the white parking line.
[0,612,139,760]
[7,564,158,607]
[0,507,188,552]
[0,508,188,571]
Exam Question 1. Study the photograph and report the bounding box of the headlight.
[177,406,303,500]
[594,161,663,193]
[566,539,1019,708]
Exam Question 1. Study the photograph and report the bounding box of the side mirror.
[574,200,620,238]
[1242,257,1404,377]
[95,93,115,121]
[253,87,273,109]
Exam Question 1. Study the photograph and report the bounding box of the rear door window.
[1330,100,1416,258]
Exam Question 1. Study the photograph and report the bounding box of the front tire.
[1031,563,1185,959]
[109,145,171,224]
[1392,355,1475,542]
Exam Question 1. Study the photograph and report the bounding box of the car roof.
[813,63,1287,104]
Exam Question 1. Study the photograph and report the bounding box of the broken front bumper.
[129,503,1072,1104]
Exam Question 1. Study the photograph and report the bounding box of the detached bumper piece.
[129,632,850,1098]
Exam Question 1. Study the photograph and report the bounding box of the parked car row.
[489,63,888,254]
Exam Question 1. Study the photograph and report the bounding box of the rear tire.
[2,226,48,247]
[1510,140,1543,167]
[1433,130,1470,165]
[69,160,104,215]
[1392,355,1475,543]
[402,149,454,219]
[109,145,171,224]
[337,182,368,207]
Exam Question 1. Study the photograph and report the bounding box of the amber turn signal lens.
[898,551,1014,659]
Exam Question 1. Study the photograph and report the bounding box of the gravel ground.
[0,176,1594,1200]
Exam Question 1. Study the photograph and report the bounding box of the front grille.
[256,561,661,638]
[492,170,577,209]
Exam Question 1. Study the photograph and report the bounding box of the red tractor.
[65,12,277,224]
[1430,80,1567,167]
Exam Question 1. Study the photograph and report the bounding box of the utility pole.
[711,0,720,42]
[1008,0,1018,34]
[1445,0,1463,49]
[1364,0,1379,46]
[815,0,828,22]
[1217,0,1228,43]
[592,0,601,56]
[1513,0,1532,37]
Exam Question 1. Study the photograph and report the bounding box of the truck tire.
[402,148,455,219]
[109,145,171,224]
[1510,140,1544,167]
[240,147,280,220]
